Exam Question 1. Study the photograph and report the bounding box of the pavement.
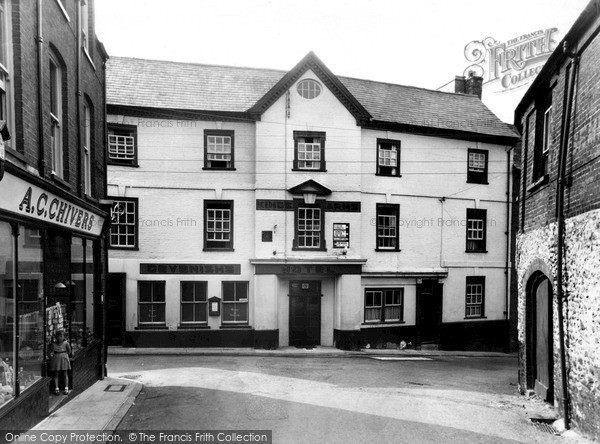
[27,346,590,443]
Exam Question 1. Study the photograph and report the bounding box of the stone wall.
[517,208,600,440]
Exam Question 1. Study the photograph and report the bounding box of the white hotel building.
[105,53,519,350]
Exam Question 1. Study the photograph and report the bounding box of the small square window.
[377,139,400,176]
[204,130,234,170]
[293,131,326,171]
[467,149,488,184]
[108,124,137,166]
[109,198,138,249]
[204,200,234,250]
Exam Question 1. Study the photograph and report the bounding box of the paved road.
[108,355,570,444]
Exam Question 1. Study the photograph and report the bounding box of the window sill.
[178,324,210,330]
[361,321,406,326]
[292,247,327,252]
[51,174,72,191]
[203,248,235,252]
[465,250,488,253]
[109,246,139,251]
[83,47,95,70]
[375,173,402,178]
[84,194,98,204]
[291,168,327,172]
[107,161,139,168]
[135,325,168,330]
[202,167,236,171]
[375,248,401,252]
[464,316,487,320]
[54,0,70,21]
[219,324,251,329]
[527,175,549,192]
[466,180,489,185]
[5,146,26,163]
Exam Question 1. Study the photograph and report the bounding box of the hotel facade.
[106,53,518,351]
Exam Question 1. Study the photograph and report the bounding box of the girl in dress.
[48,330,71,395]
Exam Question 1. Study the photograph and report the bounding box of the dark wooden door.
[289,281,321,346]
[417,281,443,344]
[534,277,553,401]
[107,273,126,346]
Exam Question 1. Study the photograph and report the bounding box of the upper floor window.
[81,0,89,52]
[49,52,63,177]
[294,204,324,250]
[467,149,488,184]
[376,204,399,251]
[466,208,487,252]
[465,276,485,318]
[293,131,326,172]
[377,139,400,176]
[204,130,234,170]
[0,0,13,149]
[533,92,552,181]
[108,124,137,166]
[83,102,92,195]
[297,79,321,99]
[109,198,138,249]
[204,200,234,251]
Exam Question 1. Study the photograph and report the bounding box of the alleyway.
[108,354,574,444]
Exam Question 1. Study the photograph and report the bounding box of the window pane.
[139,282,152,302]
[0,222,15,405]
[222,282,234,301]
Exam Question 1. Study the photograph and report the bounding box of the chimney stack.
[465,71,483,99]
[454,76,466,94]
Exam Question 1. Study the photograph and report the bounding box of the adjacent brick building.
[105,53,519,351]
[515,0,600,439]
[0,0,108,430]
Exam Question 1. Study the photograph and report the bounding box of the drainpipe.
[76,1,83,195]
[36,0,45,176]
[556,42,577,430]
[505,147,512,348]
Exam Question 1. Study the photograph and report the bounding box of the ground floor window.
[222,281,248,324]
[364,288,404,323]
[138,281,166,325]
[181,281,208,324]
[465,276,485,318]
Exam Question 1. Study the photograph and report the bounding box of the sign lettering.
[140,263,242,275]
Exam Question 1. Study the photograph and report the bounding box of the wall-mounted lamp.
[303,192,317,205]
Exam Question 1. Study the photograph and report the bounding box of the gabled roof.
[288,179,332,196]
[107,54,518,141]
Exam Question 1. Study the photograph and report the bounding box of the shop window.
[107,124,137,166]
[138,281,165,325]
[293,131,326,171]
[180,281,207,324]
[467,149,488,184]
[0,221,15,406]
[377,139,400,176]
[70,237,95,351]
[466,208,487,252]
[204,200,234,251]
[204,130,234,170]
[466,276,485,318]
[109,198,138,249]
[376,204,399,251]
[364,288,404,323]
[222,281,248,324]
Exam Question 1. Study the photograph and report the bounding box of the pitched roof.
[107,55,518,141]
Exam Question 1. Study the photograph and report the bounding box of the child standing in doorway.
[48,330,71,395]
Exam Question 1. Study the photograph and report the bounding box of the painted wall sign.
[0,172,105,236]
[256,199,360,212]
[140,263,241,275]
[333,223,350,248]
[254,263,362,275]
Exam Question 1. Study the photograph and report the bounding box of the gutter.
[36,0,45,176]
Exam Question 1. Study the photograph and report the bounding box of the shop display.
[0,358,14,406]
[46,302,69,343]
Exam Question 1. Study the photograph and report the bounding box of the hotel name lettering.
[18,187,96,232]
[140,263,242,275]
[256,199,361,212]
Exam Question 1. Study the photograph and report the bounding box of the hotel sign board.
[0,172,105,236]
[140,263,242,275]
[333,223,349,248]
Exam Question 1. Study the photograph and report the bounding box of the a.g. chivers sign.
[464,27,558,92]
[0,172,105,236]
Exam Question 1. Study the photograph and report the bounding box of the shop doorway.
[289,280,321,347]
[107,273,126,346]
[527,273,554,402]
[417,280,443,345]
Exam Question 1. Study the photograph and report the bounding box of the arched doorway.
[526,272,554,403]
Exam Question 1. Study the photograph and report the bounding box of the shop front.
[0,169,107,429]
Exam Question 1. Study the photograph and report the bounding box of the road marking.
[369,356,433,361]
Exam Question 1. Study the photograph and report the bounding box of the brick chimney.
[454,76,466,94]
[465,71,483,99]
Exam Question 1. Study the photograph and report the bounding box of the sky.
[95,0,591,123]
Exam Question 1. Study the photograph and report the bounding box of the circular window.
[297,79,322,99]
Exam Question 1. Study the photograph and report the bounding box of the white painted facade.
[107,64,515,350]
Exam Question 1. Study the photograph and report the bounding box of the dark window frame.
[467,148,488,184]
[221,281,249,325]
[180,281,208,325]
[364,288,404,324]
[203,200,234,251]
[465,276,486,319]
[293,131,326,172]
[466,208,487,253]
[203,129,235,170]
[292,200,326,251]
[137,281,166,326]
[376,203,400,251]
[532,91,553,182]
[107,123,138,167]
[108,197,139,250]
[376,138,401,177]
